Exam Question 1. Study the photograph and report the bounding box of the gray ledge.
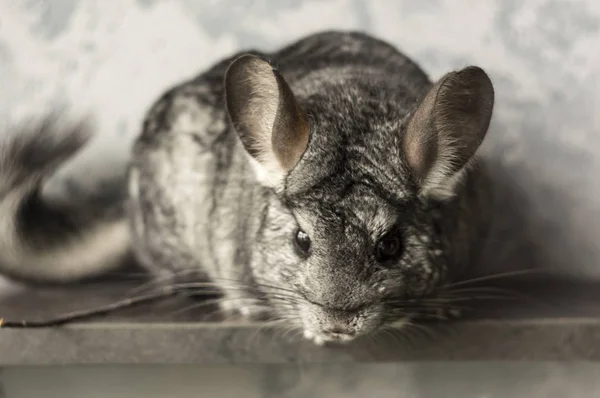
[2,278,600,365]
[2,318,600,365]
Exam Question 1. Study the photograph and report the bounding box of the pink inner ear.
[225,54,310,174]
[402,84,441,181]
[271,70,310,171]
[404,123,438,180]
[402,66,494,186]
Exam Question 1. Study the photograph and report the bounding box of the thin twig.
[0,287,178,328]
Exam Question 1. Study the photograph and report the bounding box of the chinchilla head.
[225,54,494,343]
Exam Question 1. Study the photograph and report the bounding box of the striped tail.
[0,115,131,283]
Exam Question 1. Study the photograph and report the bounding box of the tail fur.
[0,115,131,283]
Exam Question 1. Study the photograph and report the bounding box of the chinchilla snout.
[298,299,386,344]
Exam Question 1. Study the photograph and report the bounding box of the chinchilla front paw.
[302,329,326,346]
[219,296,271,321]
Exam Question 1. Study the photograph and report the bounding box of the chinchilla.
[0,31,494,344]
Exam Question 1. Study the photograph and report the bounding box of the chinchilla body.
[0,31,494,344]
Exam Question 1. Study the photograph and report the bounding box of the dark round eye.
[294,229,311,255]
[375,234,404,264]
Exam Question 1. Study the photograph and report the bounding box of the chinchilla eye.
[375,231,404,264]
[294,229,311,255]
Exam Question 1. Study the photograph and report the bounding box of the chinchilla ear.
[225,54,310,189]
[402,66,494,199]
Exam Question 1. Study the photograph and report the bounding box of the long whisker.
[124,268,203,296]
[165,296,270,318]
[247,317,292,348]
[169,282,304,307]
[441,286,523,295]
[442,269,547,289]
[385,325,416,350]
[252,278,301,295]
[442,286,550,308]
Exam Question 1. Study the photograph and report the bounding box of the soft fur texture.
[0,31,494,344]
[0,115,130,283]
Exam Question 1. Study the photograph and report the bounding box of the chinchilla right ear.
[401,66,494,200]
[225,54,310,190]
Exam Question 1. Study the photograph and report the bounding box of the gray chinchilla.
[0,31,494,345]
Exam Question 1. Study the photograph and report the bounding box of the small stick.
[0,287,178,328]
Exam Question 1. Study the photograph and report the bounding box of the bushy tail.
[0,115,131,283]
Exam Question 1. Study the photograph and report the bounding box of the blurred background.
[2,0,600,280]
[1,0,600,397]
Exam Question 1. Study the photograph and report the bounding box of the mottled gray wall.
[1,0,599,277]
[2,0,600,280]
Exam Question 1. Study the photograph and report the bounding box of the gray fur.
[130,31,495,344]
[0,31,494,344]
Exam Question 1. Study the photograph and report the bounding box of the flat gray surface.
[2,278,600,365]
[1,1,600,280]
[3,318,600,364]
[4,363,600,398]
